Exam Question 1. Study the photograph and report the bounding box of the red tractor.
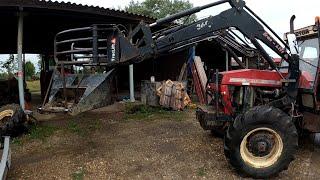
[198,18,320,177]
[41,0,319,178]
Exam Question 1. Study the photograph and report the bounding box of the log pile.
[157,80,191,110]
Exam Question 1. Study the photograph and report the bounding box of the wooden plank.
[178,63,187,81]
[192,64,206,104]
[194,56,207,92]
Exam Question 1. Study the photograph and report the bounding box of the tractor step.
[196,105,233,130]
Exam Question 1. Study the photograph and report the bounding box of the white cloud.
[47,0,320,58]
[56,0,320,36]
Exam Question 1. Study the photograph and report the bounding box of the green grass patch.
[27,125,58,141]
[11,124,58,145]
[71,167,85,180]
[67,118,102,137]
[88,119,102,131]
[197,167,206,177]
[124,104,186,121]
[67,121,86,137]
[12,138,22,146]
[26,80,40,93]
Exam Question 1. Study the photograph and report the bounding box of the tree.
[25,61,35,80]
[125,0,196,24]
[0,54,17,76]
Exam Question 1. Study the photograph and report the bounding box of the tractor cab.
[283,19,320,111]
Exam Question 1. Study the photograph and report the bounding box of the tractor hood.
[220,69,313,89]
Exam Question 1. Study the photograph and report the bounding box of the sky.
[50,0,320,57]
[1,0,320,72]
[53,0,319,33]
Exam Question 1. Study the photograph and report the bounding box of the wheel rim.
[0,110,14,126]
[240,127,283,169]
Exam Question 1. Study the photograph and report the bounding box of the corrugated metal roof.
[0,0,157,54]
[0,0,156,22]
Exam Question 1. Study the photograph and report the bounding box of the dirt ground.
[6,103,320,180]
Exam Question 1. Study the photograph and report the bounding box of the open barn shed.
[0,0,229,108]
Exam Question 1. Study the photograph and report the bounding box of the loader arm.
[118,0,300,107]
[49,0,300,114]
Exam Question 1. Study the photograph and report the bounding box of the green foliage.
[125,0,197,24]
[25,61,35,79]
[0,73,9,79]
[0,54,17,76]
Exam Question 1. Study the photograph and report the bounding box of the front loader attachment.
[39,24,147,115]
[40,69,116,115]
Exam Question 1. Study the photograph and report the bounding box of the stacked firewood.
[157,80,191,110]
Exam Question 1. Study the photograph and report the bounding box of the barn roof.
[0,0,155,54]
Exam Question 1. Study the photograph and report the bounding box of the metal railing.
[54,24,122,66]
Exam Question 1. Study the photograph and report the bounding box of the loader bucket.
[39,69,116,115]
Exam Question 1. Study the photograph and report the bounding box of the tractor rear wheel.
[0,104,26,136]
[224,106,298,178]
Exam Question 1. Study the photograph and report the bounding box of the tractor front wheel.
[224,106,298,178]
[210,123,227,138]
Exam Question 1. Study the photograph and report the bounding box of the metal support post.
[129,24,135,102]
[92,25,98,63]
[17,10,25,110]
[225,50,229,71]
[129,64,135,102]
[61,63,68,108]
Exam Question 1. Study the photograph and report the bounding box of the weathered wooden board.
[194,56,207,92]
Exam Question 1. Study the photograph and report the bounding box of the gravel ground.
[7,103,320,179]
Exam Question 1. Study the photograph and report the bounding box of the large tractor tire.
[210,124,227,138]
[224,106,298,178]
[0,104,26,136]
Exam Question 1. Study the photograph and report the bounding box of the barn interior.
[0,0,245,109]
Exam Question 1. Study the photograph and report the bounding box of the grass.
[12,138,23,146]
[27,125,58,141]
[11,124,58,145]
[12,117,102,145]
[197,167,206,177]
[124,103,186,121]
[26,80,40,93]
[88,120,102,131]
[11,104,185,147]
[67,118,102,137]
[67,121,83,136]
[71,167,85,180]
